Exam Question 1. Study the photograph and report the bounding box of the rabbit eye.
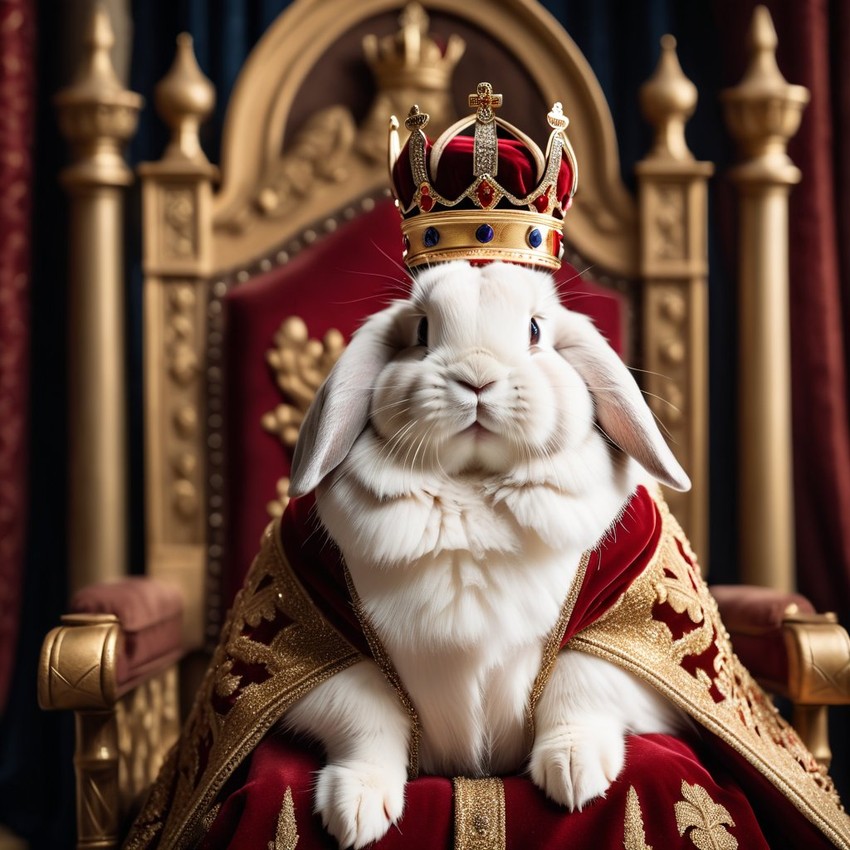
[530,317,541,345]
[417,317,429,347]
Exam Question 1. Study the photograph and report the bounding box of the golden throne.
[39,1,850,847]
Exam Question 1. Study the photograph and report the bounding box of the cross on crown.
[468,82,502,123]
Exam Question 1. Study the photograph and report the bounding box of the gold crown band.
[402,209,563,271]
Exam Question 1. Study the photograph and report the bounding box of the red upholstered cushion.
[710,584,816,692]
[223,198,628,611]
[70,577,184,691]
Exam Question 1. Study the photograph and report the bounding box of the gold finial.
[155,33,216,163]
[54,3,142,185]
[404,104,430,130]
[363,2,465,94]
[547,102,569,131]
[398,2,428,63]
[639,35,698,162]
[721,5,809,170]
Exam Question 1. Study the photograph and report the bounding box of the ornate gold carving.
[165,282,200,522]
[653,184,686,260]
[256,107,357,220]
[363,3,464,96]
[116,667,181,813]
[269,787,299,850]
[640,36,697,162]
[39,614,121,710]
[452,777,506,850]
[164,188,197,258]
[39,613,180,849]
[155,34,215,165]
[55,6,142,188]
[721,7,808,169]
[624,785,653,850]
[674,782,738,850]
[262,317,345,516]
[76,709,121,848]
[637,31,712,570]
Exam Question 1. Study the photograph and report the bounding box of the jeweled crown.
[389,82,578,271]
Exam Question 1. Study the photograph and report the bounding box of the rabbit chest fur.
[317,429,635,775]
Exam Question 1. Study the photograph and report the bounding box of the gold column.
[636,36,713,567]
[722,6,809,591]
[138,36,217,649]
[55,6,142,592]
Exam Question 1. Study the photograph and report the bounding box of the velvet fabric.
[191,484,842,850]
[709,584,815,691]
[123,485,849,849]
[198,733,772,850]
[70,577,184,691]
[222,199,626,613]
[392,134,575,214]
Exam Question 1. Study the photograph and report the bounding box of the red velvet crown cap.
[392,133,574,217]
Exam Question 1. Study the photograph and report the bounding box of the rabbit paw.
[529,722,625,811]
[315,759,406,849]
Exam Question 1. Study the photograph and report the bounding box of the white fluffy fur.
[284,262,688,848]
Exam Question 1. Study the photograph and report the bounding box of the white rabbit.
[284,260,690,849]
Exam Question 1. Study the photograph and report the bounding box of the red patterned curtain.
[0,0,36,713]
[776,0,850,623]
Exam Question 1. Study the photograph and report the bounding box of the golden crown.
[389,82,578,271]
[363,3,465,94]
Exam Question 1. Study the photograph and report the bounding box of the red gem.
[420,194,434,212]
[533,189,550,214]
[477,181,495,208]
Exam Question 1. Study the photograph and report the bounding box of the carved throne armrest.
[711,584,850,767]
[38,577,184,850]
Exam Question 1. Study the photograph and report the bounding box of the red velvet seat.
[70,577,183,694]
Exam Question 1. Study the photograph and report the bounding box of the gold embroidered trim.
[569,495,850,849]
[343,564,421,777]
[453,776,506,850]
[125,520,363,850]
[624,785,653,850]
[675,782,737,850]
[269,786,299,850]
[200,802,221,835]
[525,549,591,743]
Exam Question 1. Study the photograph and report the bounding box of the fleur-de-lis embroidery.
[674,781,738,850]
[623,785,653,850]
[269,786,299,850]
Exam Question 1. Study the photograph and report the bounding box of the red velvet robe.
[124,488,850,850]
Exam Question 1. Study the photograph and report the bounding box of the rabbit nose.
[456,378,495,396]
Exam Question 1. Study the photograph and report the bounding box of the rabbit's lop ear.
[289,301,409,497]
[553,308,691,492]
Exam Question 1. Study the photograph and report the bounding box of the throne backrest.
[139,0,710,650]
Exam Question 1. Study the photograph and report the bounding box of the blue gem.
[476,224,494,243]
[528,228,543,248]
[423,227,440,247]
